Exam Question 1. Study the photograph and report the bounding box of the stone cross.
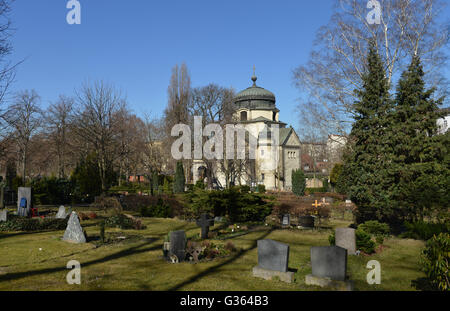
[196,213,214,239]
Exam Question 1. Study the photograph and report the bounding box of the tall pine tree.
[388,55,448,222]
[341,42,394,224]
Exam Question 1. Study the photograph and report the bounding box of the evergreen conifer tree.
[388,55,448,222]
[340,42,394,224]
[173,161,185,193]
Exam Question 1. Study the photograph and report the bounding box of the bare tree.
[4,90,43,182]
[73,81,125,191]
[293,0,449,136]
[163,63,192,179]
[141,113,166,176]
[115,110,147,185]
[189,84,239,188]
[45,95,74,178]
[0,0,20,161]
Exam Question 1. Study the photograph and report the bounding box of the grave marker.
[196,213,214,239]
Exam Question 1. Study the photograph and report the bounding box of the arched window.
[240,111,247,121]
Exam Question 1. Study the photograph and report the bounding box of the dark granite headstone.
[17,187,31,217]
[196,213,214,239]
[62,212,86,243]
[169,230,186,262]
[310,246,347,281]
[298,215,315,228]
[257,239,289,272]
[0,209,6,222]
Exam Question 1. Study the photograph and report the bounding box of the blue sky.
[7,0,450,129]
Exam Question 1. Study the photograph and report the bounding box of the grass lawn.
[0,209,426,291]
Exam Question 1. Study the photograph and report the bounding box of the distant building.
[327,134,347,165]
[193,74,301,191]
[437,108,450,134]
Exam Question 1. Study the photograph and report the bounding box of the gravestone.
[56,205,71,219]
[62,212,86,243]
[196,213,214,239]
[0,209,6,222]
[305,245,353,290]
[281,214,290,227]
[298,215,315,228]
[335,228,356,255]
[168,230,186,262]
[310,246,347,281]
[252,239,294,283]
[17,187,31,217]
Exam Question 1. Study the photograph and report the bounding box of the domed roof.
[234,75,276,110]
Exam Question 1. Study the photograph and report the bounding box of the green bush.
[328,228,376,254]
[358,220,390,236]
[104,214,135,229]
[292,169,306,196]
[184,187,273,222]
[257,184,266,193]
[240,185,250,193]
[194,180,206,190]
[322,178,329,192]
[420,233,450,291]
[140,197,171,218]
[402,221,450,240]
[356,228,376,254]
[0,216,68,232]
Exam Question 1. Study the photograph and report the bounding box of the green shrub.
[292,169,306,196]
[420,233,450,291]
[257,184,266,193]
[240,185,250,193]
[104,214,135,229]
[194,180,205,189]
[356,228,376,254]
[322,178,329,192]
[0,216,68,232]
[402,221,449,240]
[328,232,336,245]
[328,228,376,254]
[358,220,390,236]
[184,187,273,222]
[140,197,171,218]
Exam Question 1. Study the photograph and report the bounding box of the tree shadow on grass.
[167,227,276,291]
[0,222,192,284]
[0,240,163,284]
[411,277,437,291]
